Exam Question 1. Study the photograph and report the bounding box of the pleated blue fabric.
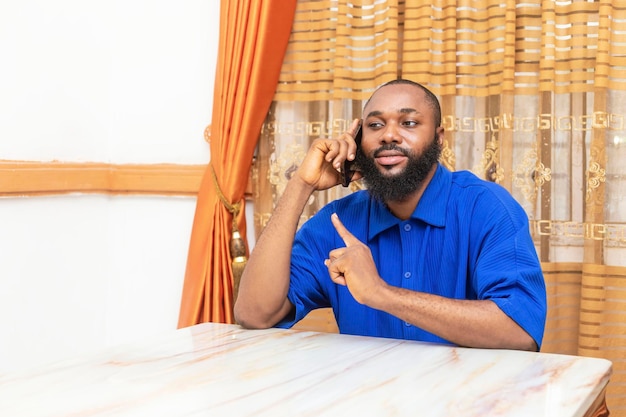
[279,164,547,348]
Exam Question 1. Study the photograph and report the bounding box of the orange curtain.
[178,0,297,327]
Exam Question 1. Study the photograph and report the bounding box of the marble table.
[0,323,612,417]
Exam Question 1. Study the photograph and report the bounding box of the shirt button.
[404,322,411,327]
[404,271,411,279]
[404,224,411,232]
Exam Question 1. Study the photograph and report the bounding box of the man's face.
[355,84,443,202]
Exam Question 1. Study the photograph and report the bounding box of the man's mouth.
[374,150,408,167]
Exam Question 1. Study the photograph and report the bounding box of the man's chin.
[377,165,406,178]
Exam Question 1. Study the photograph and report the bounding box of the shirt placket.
[399,220,418,337]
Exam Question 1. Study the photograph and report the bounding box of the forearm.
[234,176,315,328]
[371,285,537,351]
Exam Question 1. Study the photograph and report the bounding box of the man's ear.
[436,126,445,145]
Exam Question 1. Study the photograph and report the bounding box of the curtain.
[252,0,626,412]
[178,0,297,327]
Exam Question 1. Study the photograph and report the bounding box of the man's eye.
[403,120,418,126]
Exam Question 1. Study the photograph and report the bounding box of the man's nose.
[381,123,401,143]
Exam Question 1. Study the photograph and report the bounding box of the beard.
[355,135,442,202]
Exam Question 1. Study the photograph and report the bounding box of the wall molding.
[0,160,207,196]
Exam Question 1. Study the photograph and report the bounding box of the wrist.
[288,173,316,196]
[367,281,400,311]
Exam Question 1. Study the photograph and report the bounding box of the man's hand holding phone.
[341,122,362,187]
[295,119,362,191]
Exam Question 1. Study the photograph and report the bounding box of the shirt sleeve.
[275,207,335,329]
[470,191,547,349]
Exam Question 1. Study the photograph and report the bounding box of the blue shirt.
[277,164,547,348]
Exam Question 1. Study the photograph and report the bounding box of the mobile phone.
[341,125,362,187]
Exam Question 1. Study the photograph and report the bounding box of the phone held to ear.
[341,125,362,187]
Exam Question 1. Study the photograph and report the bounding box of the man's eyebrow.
[366,110,383,118]
[365,108,419,118]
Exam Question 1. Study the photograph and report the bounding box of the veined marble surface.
[0,323,612,417]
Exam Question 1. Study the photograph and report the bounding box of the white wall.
[0,1,220,373]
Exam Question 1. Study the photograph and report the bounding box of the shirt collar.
[368,164,451,240]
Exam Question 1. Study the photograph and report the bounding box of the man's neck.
[384,164,438,220]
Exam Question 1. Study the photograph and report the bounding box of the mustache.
[372,144,410,158]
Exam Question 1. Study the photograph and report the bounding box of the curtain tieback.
[210,164,247,299]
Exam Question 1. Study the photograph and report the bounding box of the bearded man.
[234,79,547,351]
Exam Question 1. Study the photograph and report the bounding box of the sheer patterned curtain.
[252,0,626,412]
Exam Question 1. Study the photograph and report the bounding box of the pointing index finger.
[331,213,358,246]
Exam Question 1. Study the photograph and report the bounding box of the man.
[234,79,547,351]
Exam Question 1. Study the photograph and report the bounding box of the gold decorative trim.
[473,136,504,183]
[269,143,307,200]
[531,220,626,247]
[513,143,552,204]
[262,119,351,140]
[442,112,624,133]
[585,161,606,203]
[440,139,456,171]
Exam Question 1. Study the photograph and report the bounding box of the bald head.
[365,79,442,128]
